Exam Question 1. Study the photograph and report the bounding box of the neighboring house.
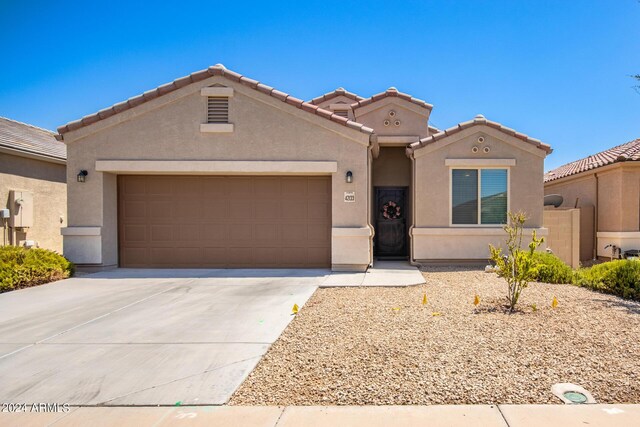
[57,64,551,271]
[0,117,67,252]
[545,138,640,259]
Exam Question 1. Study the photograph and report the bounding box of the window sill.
[200,123,234,133]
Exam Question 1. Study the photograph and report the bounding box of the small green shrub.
[489,211,544,311]
[531,251,573,284]
[574,260,640,301]
[0,246,74,293]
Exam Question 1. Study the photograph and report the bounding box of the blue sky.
[1,0,638,170]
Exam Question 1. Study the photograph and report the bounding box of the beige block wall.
[543,208,580,268]
[63,76,373,269]
[411,125,547,261]
[0,153,66,252]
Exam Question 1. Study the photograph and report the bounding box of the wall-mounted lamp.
[346,171,353,183]
[77,170,88,183]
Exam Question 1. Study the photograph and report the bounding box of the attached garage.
[118,175,331,268]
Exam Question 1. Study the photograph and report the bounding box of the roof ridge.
[545,137,640,182]
[0,116,55,135]
[407,114,551,154]
[308,87,364,105]
[351,87,434,110]
[57,65,375,138]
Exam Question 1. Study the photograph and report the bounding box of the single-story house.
[545,137,640,259]
[0,117,67,252]
[57,64,551,271]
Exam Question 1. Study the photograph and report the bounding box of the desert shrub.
[489,211,544,311]
[574,260,640,301]
[531,251,574,284]
[0,246,74,293]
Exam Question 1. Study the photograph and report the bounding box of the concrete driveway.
[0,269,323,406]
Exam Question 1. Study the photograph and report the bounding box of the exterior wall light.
[346,171,353,183]
[77,170,88,183]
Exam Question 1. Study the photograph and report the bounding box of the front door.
[374,187,407,258]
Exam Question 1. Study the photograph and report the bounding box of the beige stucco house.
[545,138,640,260]
[57,64,551,271]
[0,117,67,252]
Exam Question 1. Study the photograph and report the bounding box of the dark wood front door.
[374,187,407,258]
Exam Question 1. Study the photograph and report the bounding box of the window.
[451,168,508,225]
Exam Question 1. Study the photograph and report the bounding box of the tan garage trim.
[97,160,338,175]
[118,175,331,268]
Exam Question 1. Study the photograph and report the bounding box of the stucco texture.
[411,125,548,261]
[0,153,66,252]
[63,76,373,269]
[544,163,640,257]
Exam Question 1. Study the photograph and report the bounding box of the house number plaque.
[344,192,356,203]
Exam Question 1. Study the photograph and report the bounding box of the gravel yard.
[230,267,640,405]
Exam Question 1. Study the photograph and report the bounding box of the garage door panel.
[281,200,307,220]
[145,177,174,195]
[122,225,147,243]
[254,178,281,197]
[308,201,330,220]
[120,247,149,266]
[119,175,331,268]
[307,224,329,242]
[308,178,330,194]
[253,247,281,265]
[253,224,279,241]
[147,201,174,220]
[229,200,254,220]
[123,200,147,219]
[281,178,307,196]
[201,224,227,243]
[226,178,253,196]
[255,200,281,220]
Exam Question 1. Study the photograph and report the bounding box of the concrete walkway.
[1,405,638,427]
[321,260,425,287]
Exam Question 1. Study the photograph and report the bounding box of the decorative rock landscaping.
[230,267,640,405]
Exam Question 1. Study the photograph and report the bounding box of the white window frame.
[449,166,511,227]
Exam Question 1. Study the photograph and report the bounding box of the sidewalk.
[2,404,639,427]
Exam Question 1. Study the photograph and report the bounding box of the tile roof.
[407,114,551,155]
[545,138,640,183]
[0,117,66,161]
[56,64,375,139]
[309,87,364,105]
[350,87,433,110]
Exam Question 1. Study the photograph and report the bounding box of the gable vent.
[207,97,229,123]
[334,110,349,118]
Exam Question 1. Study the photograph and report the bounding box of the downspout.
[367,134,379,268]
[407,145,420,267]
[593,173,599,260]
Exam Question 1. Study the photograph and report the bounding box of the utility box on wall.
[9,190,34,228]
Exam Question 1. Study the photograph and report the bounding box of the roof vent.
[207,97,229,123]
[334,110,349,118]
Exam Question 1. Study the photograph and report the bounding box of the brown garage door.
[118,175,331,268]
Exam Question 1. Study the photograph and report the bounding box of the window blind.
[452,169,478,224]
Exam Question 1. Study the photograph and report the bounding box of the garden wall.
[543,208,580,268]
